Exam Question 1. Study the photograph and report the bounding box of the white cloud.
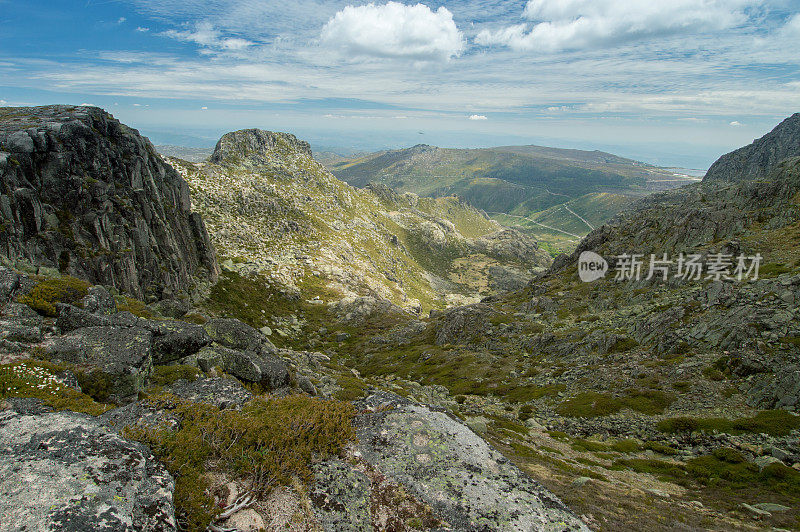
[79,102,96,106]
[117,17,127,25]
[0,99,7,105]
[163,22,254,51]
[477,0,755,52]
[729,120,743,126]
[468,114,487,120]
[136,27,150,32]
[321,2,464,61]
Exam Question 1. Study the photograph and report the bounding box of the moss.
[17,276,91,316]
[658,410,800,436]
[124,393,355,531]
[0,359,111,415]
[116,296,156,319]
[644,441,679,456]
[75,369,113,403]
[150,365,202,387]
[558,389,674,417]
[333,373,368,401]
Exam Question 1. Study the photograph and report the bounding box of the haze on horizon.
[1,0,799,169]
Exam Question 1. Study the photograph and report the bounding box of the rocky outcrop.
[0,409,176,531]
[704,113,800,182]
[0,105,218,300]
[350,392,588,531]
[210,128,312,165]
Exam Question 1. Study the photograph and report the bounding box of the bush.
[712,447,746,464]
[657,417,700,433]
[658,410,800,436]
[124,393,356,531]
[558,389,675,418]
[76,369,113,403]
[18,276,90,316]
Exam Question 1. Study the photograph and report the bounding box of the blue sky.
[1,0,799,168]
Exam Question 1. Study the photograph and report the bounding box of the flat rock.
[168,377,253,408]
[0,409,176,531]
[203,318,276,354]
[311,459,372,532]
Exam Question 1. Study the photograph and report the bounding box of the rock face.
[0,105,218,300]
[210,128,312,165]
[0,409,176,531]
[352,392,588,531]
[704,113,800,182]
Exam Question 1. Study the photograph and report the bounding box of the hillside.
[325,144,697,252]
[170,129,552,319]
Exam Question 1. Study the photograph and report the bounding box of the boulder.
[0,409,176,531]
[55,303,112,333]
[149,322,212,365]
[310,459,371,531]
[80,285,116,315]
[193,344,289,389]
[203,318,276,354]
[0,302,43,343]
[168,377,253,409]
[353,392,588,531]
[46,326,153,402]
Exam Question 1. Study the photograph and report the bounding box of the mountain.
[0,107,586,532]
[325,143,698,253]
[704,113,800,183]
[0,105,218,300]
[326,115,800,529]
[169,129,552,317]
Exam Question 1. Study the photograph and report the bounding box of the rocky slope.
[171,128,551,315]
[0,105,218,300]
[704,113,800,182]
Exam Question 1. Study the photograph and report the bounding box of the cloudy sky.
[1,0,799,167]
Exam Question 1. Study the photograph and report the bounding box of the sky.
[1,0,799,168]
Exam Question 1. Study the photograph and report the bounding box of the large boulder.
[55,303,111,333]
[354,392,588,531]
[0,409,176,531]
[0,302,44,344]
[168,377,253,409]
[192,344,289,390]
[143,320,212,365]
[46,326,153,402]
[203,318,276,354]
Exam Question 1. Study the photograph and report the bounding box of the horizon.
[2,1,800,169]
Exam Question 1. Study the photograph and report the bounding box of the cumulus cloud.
[136,27,150,32]
[321,2,464,61]
[476,0,755,52]
[468,114,487,120]
[164,22,254,51]
[729,120,743,126]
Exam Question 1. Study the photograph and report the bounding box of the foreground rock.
[0,409,176,531]
[348,392,588,531]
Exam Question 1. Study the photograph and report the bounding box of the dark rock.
[0,409,176,531]
[192,344,289,389]
[55,303,111,333]
[111,310,139,327]
[80,285,116,315]
[434,304,493,346]
[151,297,190,319]
[46,326,153,402]
[149,322,212,365]
[0,105,218,300]
[0,267,22,304]
[168,377,253,408]
[210,129,312,165]
[203,317,275,354]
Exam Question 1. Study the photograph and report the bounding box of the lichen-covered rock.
[0,409,176,531]
[46,326,153,402]
[0,105,218,300]
[168,376,253,408]
[354,392,588,532]
[80,285,117,315]
[55,303,112,333]
[311,459,372,532]
[203,317,276,354]
[147,321,212,365]
[192,344,289,389]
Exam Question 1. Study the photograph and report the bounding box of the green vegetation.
[0,359,111,415]
[124,393,355,531]
[18,276,90,316]
[558,389,675,417]
[658,410,800,436]
[150,365,202,387]
[116,296,156,319]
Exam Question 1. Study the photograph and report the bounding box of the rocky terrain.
[169,128,551,315]
[0,106,218,301]
[0,107,583,532]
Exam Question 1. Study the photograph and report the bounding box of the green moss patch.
[557,389,675,417]
[18,276,90,316]
[657,410,800,436]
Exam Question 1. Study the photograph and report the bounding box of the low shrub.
[150,365,202,387]
[18,276,90,316]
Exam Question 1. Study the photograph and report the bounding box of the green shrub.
[76,369,113,403]
[712,447,746,464]
[657,417,700,433]
[124,393,355,531]
[644,441,679,456]
[558,389,675,417]
[0,359,111,415]
[116,296,156,319]
[18,276,90,316]
[659,410,800,436]
[151,365,202,387]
